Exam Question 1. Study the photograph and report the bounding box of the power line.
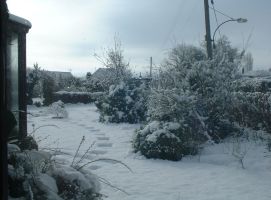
[156,0,198,57]
[210,0,221,39]
[159,0,186,52]
[208,6,234,20]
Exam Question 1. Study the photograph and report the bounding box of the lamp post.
[212,18,247,48]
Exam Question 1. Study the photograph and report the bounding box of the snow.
[9,13,32,28]
[55,91,91,95]
[52,164,100,191]
[146,129,180,143]
[36,173,58,194]
[27,103,271,200]
[125,95,133,104]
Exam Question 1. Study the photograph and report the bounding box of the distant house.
[42,70,73,84]
[91,68,115,81]
[27,68,73,84]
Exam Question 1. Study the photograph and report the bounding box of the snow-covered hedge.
[234,77,271,93]
[8,144,101,200]
[231,91,271,131]
[96,80,148,123]
[53,91,103,104]
[133,121,202,161]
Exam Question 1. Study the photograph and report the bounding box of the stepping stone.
[91,129,100,132]
[86,126,94,129]
[99,159,118,164]
[94,133,105,136]
[89,150,108,155]
[88,165,102,170]
[97,137,110,141]
[97,143,113,148]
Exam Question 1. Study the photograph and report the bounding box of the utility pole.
[149,56,153,78]
[204,0,212,59]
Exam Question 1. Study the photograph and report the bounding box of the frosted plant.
[50,100,68,119]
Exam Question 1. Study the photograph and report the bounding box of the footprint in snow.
[88,165,102,170]
[94,133,106,136]
[97,137,110,141]
[97,143,113,148]
[86,126,95,129]
[91,129,100,132]
[88,149,108,155]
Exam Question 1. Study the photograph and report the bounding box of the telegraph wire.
[210,0,221,39]
[208,6,234,20]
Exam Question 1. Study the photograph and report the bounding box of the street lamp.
[212,18,247,48]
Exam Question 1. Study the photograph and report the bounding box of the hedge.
[53,91,104,104]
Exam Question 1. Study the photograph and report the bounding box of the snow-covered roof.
[92,68,116,80]
[9,13,32,28]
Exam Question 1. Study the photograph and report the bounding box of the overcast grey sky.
[7,0,271,76]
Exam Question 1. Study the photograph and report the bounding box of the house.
[27,68,74,84]
[91,68,116,81]
[42,70,73,84]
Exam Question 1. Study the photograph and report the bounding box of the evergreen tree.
[26,63,41,104]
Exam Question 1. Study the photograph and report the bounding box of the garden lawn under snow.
[27,103,271,200]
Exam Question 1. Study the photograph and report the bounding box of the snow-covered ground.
[27,104,271,200]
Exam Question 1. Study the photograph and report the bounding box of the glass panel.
[6,32,19,138]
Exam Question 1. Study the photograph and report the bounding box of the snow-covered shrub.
[27,63,41,105]
[49,100,68,118]
[94,38,149,123]
[234,77,271,93]
[34,101,42,107]
[96,80,148,123]
[8,145,56,199]
[42,74,56,106]
[17,135,39,150]
[134,37,244,160]
[133,120,203,161]
[53,165,101,200]
[230,91,271,132]
[8,144,101,200]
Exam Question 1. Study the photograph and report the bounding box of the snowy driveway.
[28,104,271,200]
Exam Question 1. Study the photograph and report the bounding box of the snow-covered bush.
[234,77,271,93]
[49,100,68,118]
[230,91,271,131]
[17,135,39,151]
[53,165,101,200]
[96,80,148,123]
[8,144,101,200]
[134,37,244,160]
[42,74,56,106]
[27,63,41,105]
[133,120,203,161]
